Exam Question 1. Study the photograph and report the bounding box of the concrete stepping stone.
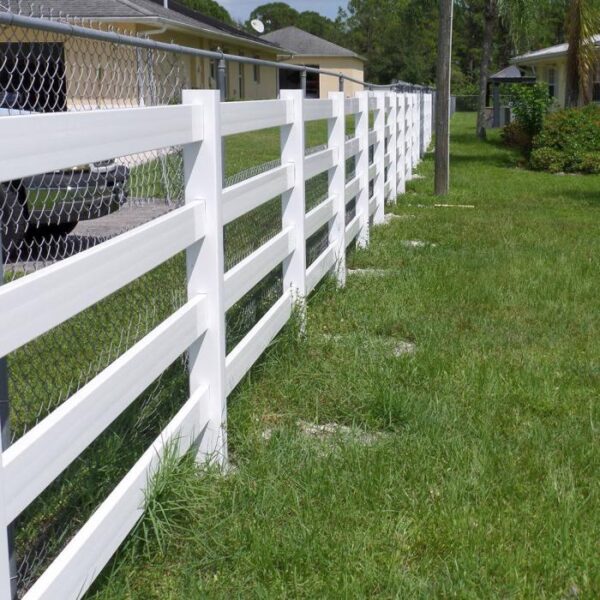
[347,268,389,277]
[402,240,438,248]
[434,203,475,209]
[393,341,417,356]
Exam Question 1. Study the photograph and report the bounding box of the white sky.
[219,0,346,22]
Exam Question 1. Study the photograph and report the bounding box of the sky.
[219,1,346,22]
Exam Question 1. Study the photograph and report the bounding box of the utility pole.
[435,0,454,195]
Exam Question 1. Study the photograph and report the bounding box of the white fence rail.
[0,87,433,599]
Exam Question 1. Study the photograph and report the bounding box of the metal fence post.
[215,53,228,186]
[338,75,344,93]
[387,90,398,204]
[182,89,228,466]
[373,91,386,224]
[300,70,307,97]
[0,240,15,600]
[327,91,347,286]
[280,90,307,313]
[356,90,370,248]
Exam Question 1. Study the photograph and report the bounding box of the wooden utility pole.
[434,0,454,195]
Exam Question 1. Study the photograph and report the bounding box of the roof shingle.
[0,0,281,52]
[261,26,363,61]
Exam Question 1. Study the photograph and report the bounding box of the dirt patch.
[402,240,438,248]
[262,421,388,447]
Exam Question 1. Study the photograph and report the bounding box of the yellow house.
[260,26,365,99]
[511,35,600,107]
[0,0,284,110]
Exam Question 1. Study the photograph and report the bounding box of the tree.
[297,11,338,41]
[474,0,541,139]
[178,0,233,24]
[476,0,498,139]
[247,3,300,32]
[435,0,454,195]
[565,0,600,106]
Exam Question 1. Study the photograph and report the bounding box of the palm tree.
[565,0,600,106]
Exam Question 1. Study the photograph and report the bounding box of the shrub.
[529,147,567,173]
[507,83,553,139]
[501,121,532,152]
[579,152,600,174]
[531,104,600,173]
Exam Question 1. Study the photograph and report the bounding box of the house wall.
[515,52,600,108]
[0,21,279,111]
[281,55,365,99]
[521,57,568,108]
[148,29,278,100]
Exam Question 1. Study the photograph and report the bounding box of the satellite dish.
[251,19,265,34]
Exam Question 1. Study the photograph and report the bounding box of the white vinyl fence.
[0,87,432,599]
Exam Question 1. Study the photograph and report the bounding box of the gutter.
[91,16,284,54]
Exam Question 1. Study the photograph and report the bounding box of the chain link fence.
[0,4,387,595]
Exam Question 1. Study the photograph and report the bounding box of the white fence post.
[387,91,398,204]
[373,91,386,224]
[328,91,347,285]
[280,90,307,305]
[415,90,423,165]
[396,92,406,195]
[427,93,433,147]
[405,93,413,182]
[182,89,228,466]
[412,93,420,169]
[356,90,370,248]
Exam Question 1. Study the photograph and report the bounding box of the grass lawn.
[86,112,597,597]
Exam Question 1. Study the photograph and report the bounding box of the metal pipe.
[217,54,226,101]
[216,52,227,184]
[300,70,307,97]
[0,11,398,90]
[338,75,344,93]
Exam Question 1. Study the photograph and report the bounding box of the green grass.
[85,112,600,598]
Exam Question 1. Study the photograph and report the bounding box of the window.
[593,65,600,102]
[253,57,260,84]
[0,42,67,112]
[547,67,556,98]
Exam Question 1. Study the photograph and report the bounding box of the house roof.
[489,65,535,82]
[512,34,600,64]
[0,0,282,53]
[261,26,364,61]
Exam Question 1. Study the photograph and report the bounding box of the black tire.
[30,221,77,240]
[0,180,28,258]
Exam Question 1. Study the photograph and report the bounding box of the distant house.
[261,26,365,99]
[0,0,283,110]
[511,35,600,107]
